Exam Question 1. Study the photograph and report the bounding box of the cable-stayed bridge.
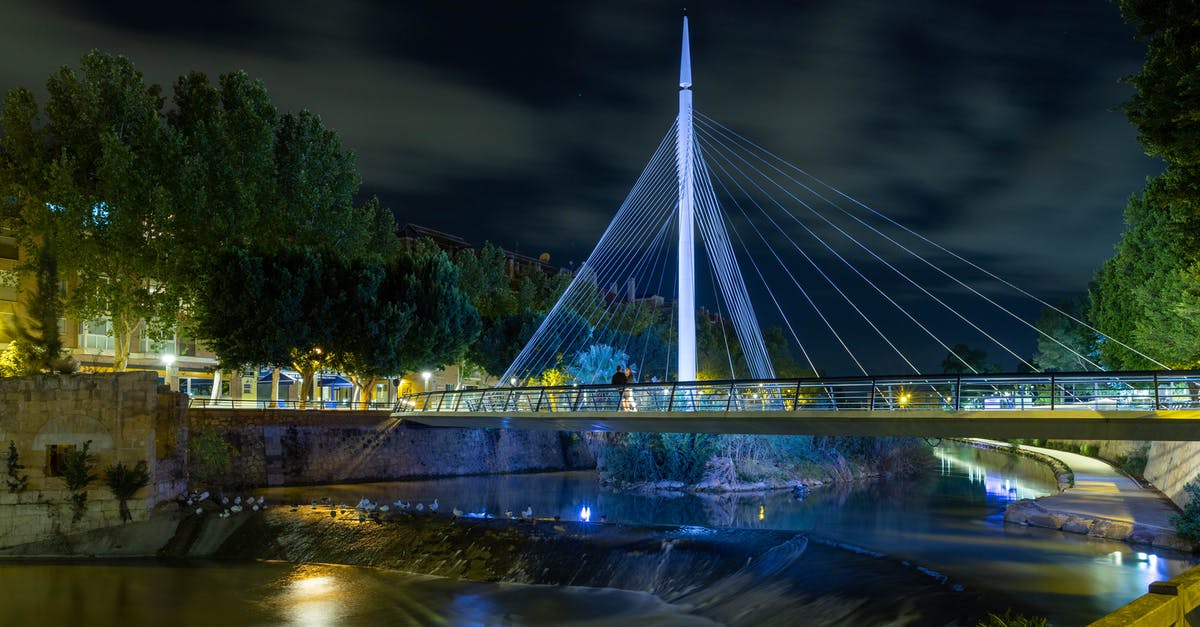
[393,18,1199,439]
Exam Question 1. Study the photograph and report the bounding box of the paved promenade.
[989,440,1191,551]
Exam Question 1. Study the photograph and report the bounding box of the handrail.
[189,398,395,411]
[392,369,1200,415]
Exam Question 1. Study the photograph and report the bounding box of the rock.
[693,457,736,491]
[1088,520,1135,541]
[1061,516,1093,534]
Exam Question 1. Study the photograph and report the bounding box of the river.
[0,441,1194,625]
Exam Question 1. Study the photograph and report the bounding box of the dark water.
[2,442,1195,625]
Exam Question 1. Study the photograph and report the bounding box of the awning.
[319,374,354,389]
[257,370,301,385]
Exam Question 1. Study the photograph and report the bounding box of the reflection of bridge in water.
[393,370,1200,440]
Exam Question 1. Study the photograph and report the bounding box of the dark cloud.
[0,0,1160,373]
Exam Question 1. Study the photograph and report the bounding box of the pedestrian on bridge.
[611,366,628,410]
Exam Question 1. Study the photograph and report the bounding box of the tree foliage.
[104,460,149,523]
[1032,296,1099,372]
[1089,3,1200,369]
[0,54,397,371]
[940,343,999,375]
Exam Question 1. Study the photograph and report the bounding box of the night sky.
[0,1,1160,373]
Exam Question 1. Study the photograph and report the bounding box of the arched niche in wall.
[32,415,114,451]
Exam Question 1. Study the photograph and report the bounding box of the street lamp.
[161,353,177,391]
[421,371,432,392]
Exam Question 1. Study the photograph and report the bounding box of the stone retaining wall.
[1145,441,1200,508]
[188,410,595,486]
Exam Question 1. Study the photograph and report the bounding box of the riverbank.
[1,502,1036,626]
[986,440,1195,552]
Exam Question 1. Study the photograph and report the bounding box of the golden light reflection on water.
[276,565,344,626]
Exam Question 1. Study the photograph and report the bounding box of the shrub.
[977,609,1048,627]
[5,441,28,493]
[1172,479,1200,543]
[104,460,150,523]
[61,440,98,522]
[1115,444,1150,477]
[187,426,235,490]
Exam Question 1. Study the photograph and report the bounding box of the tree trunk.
[210,370,222,402]
[270,368,280,408]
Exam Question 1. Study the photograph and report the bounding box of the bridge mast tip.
[680,16,692,89]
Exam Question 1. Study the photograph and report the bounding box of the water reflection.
[254,441,1197,624]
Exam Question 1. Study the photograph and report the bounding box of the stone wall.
[189,409,594,486]
[0,372,178,548]
[1145,442,1200,508]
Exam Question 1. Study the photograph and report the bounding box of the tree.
[191,247,322,371]
[941,343,998,375]
[1088,3,1200,370]
[1032,296,1100,372]
[567,343,629,385]
[1117,0,1200,175]
[8,243,73,373]
[394,248,481,377]
[0,51,176,370]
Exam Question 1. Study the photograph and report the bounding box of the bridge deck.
[392,371,1200,440]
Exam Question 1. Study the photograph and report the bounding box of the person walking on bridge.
[611,366,627,410]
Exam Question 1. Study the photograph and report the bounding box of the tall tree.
[0,51,176,370]
[1089,3,1200,369]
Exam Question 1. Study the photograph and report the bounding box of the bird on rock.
[429,499,439,513]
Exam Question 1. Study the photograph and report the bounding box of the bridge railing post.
[1154,372,1160,409]
[957,375,963,411]
[1050,373,1056,411]
[868,378,876,410]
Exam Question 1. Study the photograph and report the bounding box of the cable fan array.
[501,111,1166,386]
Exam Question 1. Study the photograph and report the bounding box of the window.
[0,236,18,261]
[45,444,76,477]
[80,319,115,351]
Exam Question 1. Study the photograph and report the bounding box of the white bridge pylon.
[501,17,774,386]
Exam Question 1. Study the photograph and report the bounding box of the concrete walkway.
[985,439,1191,551]
[1020,444,1180,531]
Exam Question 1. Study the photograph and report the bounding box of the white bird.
[220,509,230,519]
[231,504,243,513]
[379,505,390,513]
[234,496,242,505]
[257,496,265,505]
[199,491,210,501]
[252,504,260,512]
[505,510,514,519]
[429,499,439,513]
[222,496,230,505]
[416,503,424,512]
[452,507,464,517]
[194,507,203,516]
[521,506,533,519]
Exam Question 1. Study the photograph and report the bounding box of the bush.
[1172,479,1200,543]
[1115,444,1150,477]
[5,441,28,493]
[61,440,98,522]
[104,460,150,523]
[977,609,1047,626]
[187,426,236,490]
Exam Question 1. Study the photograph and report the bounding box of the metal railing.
[190,398,395,411]
[392,370,1200,415]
